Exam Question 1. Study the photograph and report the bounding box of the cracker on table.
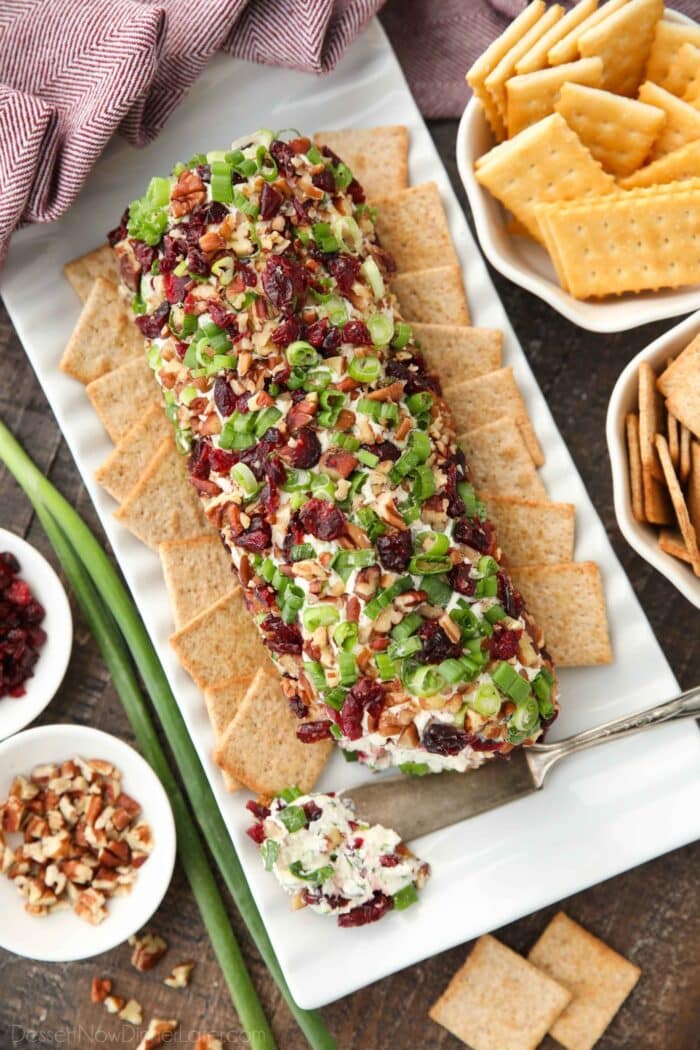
[114,437,209,550]
[529,912,641,1050]
[94,403,170,503]
[638,81,700,160]
[509,562,612,666]
[481,494,575,566]
[654,434,700,575]
[159,533,235,630]
[658,528,692,563]
[170,587,274,691]
[506,57,603,137]
[485,4,564,129]
[555,83,665,177]
[86,355,160,443]
[446,367,544,466]
[213,668,332,796]
[688,441,700,536]
[657,334,700,440]
[516,0,598,75]
[372,182,458,272]
[63,244,121,303]
[429,934,571,1050]
[625,413,645,523]
[548,0,627,66]
[578,0,663,96]
[59,276,144,384]
[620,137,700,188]
[313,127,408,200]
[458,417,546,501]
[475,113,616,241]
[645,20,700,97]
[680,424,692,483]
[466,0,547,140]
[638,360,664,482]
[392,266,470,325]
[411,323,502,385]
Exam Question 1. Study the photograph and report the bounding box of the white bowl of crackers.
[607,311,700,607]
[457,0,700,333]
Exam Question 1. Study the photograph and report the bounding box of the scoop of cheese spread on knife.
[110,129,558,776]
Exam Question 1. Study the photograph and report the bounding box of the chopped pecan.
[119,999,144,1025]
[91,977,112,1004]
[136,1019,179,1050]
[164,962,194,989]
[130,931,168,972]
[171,170,206,217]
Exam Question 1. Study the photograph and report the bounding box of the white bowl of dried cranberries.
[0,529,72,741]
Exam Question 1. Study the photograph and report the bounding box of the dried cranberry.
[107,208,129,247]
[466,734,503,752]
[283,513,305,559]
[422,722,468,756]
[131,240,156,274]
[5,580,31,606]
[208,299,238,332]
[190,201,229,226]
[290,196,310,226]
[209,448,237,474]
[448,564,475,597]
[270,139,296,177]
[262,254,307,315]
[261,616,303,655]
[23,600,45,624]
[379,854,401,867]
[444,462,465,518]
[416,620,462,665]
[288,694,309,719]
[312,168,336,194]
[266,455,287,487]
[0,553,20,574]
[386,357,440,396]
[299,499,346,541]
[489,627,521,661]
[134,302,169,339]
[162,273,188,304]
[498,572,524,618]
[234,516,272,554]
[246,823,265,844]
[363,440,400,463]
[246,800,270,821]
[303,801,323,822]
[322,326,342,354]
[194,163,211,183]
[259,479,279,516]
[454,517,496,555]
[297,720,333,743]
[158,234,187,274]
[338,678,385,740]
[271,316,303,348]
[189,440,211,480]
[305,317,329,348]
[186,247,210,276]
[260,183,283,220]
[342,320,371,346]
[338,891,393,927]
[287,427,321,468]
[376,530,412,572]
[327,254,360,296]
[214,376,237,418]
[347,179,366,205]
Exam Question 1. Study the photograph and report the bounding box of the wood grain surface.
[0,120,698,1050]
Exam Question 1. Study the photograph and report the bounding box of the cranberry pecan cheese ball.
[111,129,558,774]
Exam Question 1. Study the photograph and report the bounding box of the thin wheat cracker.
[411,323,502,384]
[86,356,160,443]
[639,360,664,482]
[392,266,470,325]
[657,334,700,440]
[372,182,458,271]
[63,244,121,302]
[94,403,170,502]
[655,433,700,574]
[159,533,235,629]
[60,277,144,384]
[687,440,700,535]
[480,494,575,565]
[625,413,645,522]
[658,528,691,563]
[506,57,603,137]
[577,0,664,96]
[458,417,546,500]
[446,367,544,466]
[313,126,409,199]
[667,408,680,468]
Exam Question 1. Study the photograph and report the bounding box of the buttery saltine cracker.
[577,0,663,96]
[515,0,598,75]
[657,334,700,440]
[313,127,409,199]
[555,83,665,177]
[446,367,544,466]
[159,534,234,629]
[509,562,612,666]
[547,0,627,65]
[475,113,615,241]
[60,276,145,384]
[645,20,700,96]
[638,81,700,160]
[411,323,503,384]
[372,182,458,272]
[63,244,121,303]
[94,403,170,502]
[86,355,160,443]
[618,138,700,188]
[458,417,546,500]
[655,434,700,575]
[392,266,470,325]
[429,934,571,1050]
[676,43,700,103]
[481,494,575,566]
[529,913,641,1050]
[213,668,332,796]
[485,4,565,129]
[506,57,603,137]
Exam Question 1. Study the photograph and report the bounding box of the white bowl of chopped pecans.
[0,723,176,961]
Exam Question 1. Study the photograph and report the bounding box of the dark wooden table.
[1,119,698,1050]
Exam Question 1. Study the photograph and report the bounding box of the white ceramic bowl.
[455,10,700,334]
[607,310,700,608]
[0,529,72,741]
[0,723,176,961]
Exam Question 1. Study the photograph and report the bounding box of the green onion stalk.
[0,420,336,1050]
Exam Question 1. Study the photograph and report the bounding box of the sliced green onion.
[332,548,376,582]
[287,340,319,367]
[332,215,362,252]
[356,507,386,541]
[278,806,307,833]
[392,612,422,641]
[375,651,398,680]
[392,321,412,349]
[356,397,381,420]
[393,883,419,910]
[334,162,353,190]
[333,621,358,651]
[289,861,334,885]
[282,468,312,492]
[306,145,323,165]
[491,661,531,703]
[147,176,171,207]
[302,605,340,631]
[255,407,283,438]
[484,603,506,624]
[367,313,394,347]
[399,761,430,776]
[437,658,468,685]
[402,662,445,697]
[408,429,431,462]
[324,687,347,712]
[211,256,235,286]
[471,682,502,717]
[409,555,451,575]
[417,531,449,558]
[291,543,314,562]
[338,650,358,686]
[260,840,280,872]
[406,391,433,416]
[458,481,487,520]
[232,462,260,498]
[388,636,422,660]
[389,449,421,485]
[277,785,303,804]
[348,355,381,383]
[475,575,498,598]
[412,465,435,502]
[478,555,499,577]
[510,696,540,735]
[420,574,452,607]
[357,448,379,468]
[211,170,234,203]
[335,433,361,451]
[360,257,385,298]
[303,661,327,691]
[364,576,413,620]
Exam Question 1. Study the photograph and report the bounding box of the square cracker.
[159,533,235,629]
[392,266,470,325]
[458,417,546,501]
[94,403,170,502]
[485,4,565,127]
[638,361,664,482]
[638,82,700,160]
[410,322,502,384]
[114,437,209,549]
[213,668,332,796]
[618,137,700,189]
[667,408,680,468]
[548,0,627,65]
[578,0,664,96]
[509,562,612,666]
[372,182,457,272]
[170,588,274,690]
[516,0,598,75]
[677,43,700,104]
[529,912,641,1050]
[645,20,700,97]
[313,127,408,200]
[475,113,615,241]
[680,423,691,483]
[625,413,645,523]
[60,276,144,384]
[506,57,603,137]
[657,334,700,440]
[466,0,547,140]
[429,934,571,1050]
[555,83,665,177]
[446,367,544,466]
[481,494,575,566]
[203,676,255,792]
[655,434,700,575]
[86,355,160,443]
[658,528,692,564]
[688,441,700,531]
[63,243,121,303]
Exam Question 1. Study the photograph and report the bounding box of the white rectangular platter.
[2,19,699,1010]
